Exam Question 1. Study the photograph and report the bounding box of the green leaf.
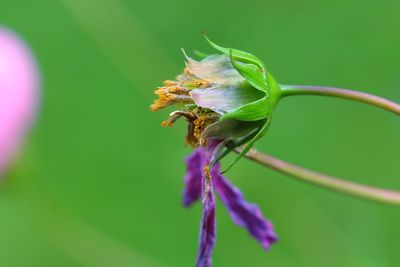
[229,50,268,93]
[222,119,270,173]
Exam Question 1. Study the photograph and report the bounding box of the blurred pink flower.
[0,27,39,174]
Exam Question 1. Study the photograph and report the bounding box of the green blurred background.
[1,0,400,266]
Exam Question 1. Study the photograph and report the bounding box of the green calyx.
[202,34,282,172]
[204,34,281,122]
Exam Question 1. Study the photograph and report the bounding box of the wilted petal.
[0,28,39,174]
[182,141,223,207]
[190,85,264,115]
[185,54,242,84]
[196,175,216,267]
[183,148,206,207]
[213,166,278,249]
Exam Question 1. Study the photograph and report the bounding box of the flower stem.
[245,85,400,205]
[238,148,400,206]
[280,84,400,116]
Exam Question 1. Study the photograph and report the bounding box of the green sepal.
[202,119,264,140]
[229,50,268,93]
[221,95,273,121]
[222,119,270,173]
[203,35,278,122]
[204,119,266,167]
[214,126,260,162]
[204,34,266,73]
[219,74,281,122]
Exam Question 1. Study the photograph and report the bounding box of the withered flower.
[151,36,279,267]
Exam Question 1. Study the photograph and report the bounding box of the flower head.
[0,27,39,175]
[151,36,279,266]
[151,36,281,169]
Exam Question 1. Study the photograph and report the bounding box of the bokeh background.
[1,0,400,266]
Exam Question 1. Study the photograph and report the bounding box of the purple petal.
[0,27,39,174]
[213,165,278,250]
[183,147,206,207]
[185,140,223,266]
[196,175,216,267]
[204,139,224,166]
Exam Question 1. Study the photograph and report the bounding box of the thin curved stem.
[238,148,400,206]
[280,84,400,116]
[264,84,400,204]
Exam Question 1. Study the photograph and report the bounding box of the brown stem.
[237,148,400,206]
